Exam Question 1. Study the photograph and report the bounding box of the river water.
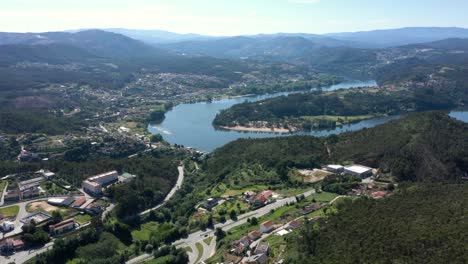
[148,81,467,152]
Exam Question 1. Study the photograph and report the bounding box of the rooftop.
[345,165,373,174]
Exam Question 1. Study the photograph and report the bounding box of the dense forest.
[209,112,468,184]
[213,82,462,130]
[285,183,468,263]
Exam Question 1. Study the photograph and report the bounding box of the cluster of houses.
[3,170,56,202]
[0,217,77,255]
[228,219,305,264]
[227,220,277,264]
[242,190,276,208]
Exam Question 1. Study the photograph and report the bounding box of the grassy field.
[0,181,7,195]
[74,213,92,225]
[0,205,20,218]
[195,242,204,264]
[301,114,376,126]
[203,237,213,246]
[132,222,160,241]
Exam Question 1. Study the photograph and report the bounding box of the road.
[127,189,316,264]
[0,181,8,206]
[139,165,184,216]
[0,195,72,240]
[9,166,184,264]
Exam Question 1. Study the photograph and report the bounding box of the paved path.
[0,195,71,239]
[11,166,185,264]
[139,165,184,216]
[127,189,316,264]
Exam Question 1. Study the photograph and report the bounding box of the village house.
[247,230,262,241]
[298,203,322,215]
[49,218,76,236]
[260,220,275,233]
[242,253,268,264]
[255,242,270,255]
[0,238,24,254]
[286,220,303,230]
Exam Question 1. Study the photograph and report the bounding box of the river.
[148,81,467,152]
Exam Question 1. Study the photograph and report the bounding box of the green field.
[195,242,204,264]
[203,237,213,246]
[0,205,20,218]
[74,213,92,225]
[132,222,160,241]
[0,181,6,196]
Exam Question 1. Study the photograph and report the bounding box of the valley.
[0,23,467,264]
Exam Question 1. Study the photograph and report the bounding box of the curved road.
[10,165,185,264]
[127,189,316,264]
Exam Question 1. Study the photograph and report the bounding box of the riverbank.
[219,125,296,133]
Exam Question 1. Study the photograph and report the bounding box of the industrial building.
[82,170,118,195]
[344,165,374,178]
[326,164,344,173]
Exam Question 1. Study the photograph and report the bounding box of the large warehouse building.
[343,165,374,178]
[82,171,118,195]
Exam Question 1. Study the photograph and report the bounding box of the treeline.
[209,112,468,184]
[0,110,85,134]
[213,84,458,129]
[285,183,468,263]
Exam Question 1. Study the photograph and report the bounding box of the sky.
[0,0,467,35]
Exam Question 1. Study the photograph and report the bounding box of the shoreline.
[219,125,297,133]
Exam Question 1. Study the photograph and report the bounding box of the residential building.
[260,220,274,233]
[72,197,87,208]
[255,242,270,255]
[49,218,76,236]
[204,198,218,210]
[247,230,262,241]
[242,253,268,264]
[298,203,322,215]
[287,220,303,230]
[0,238,24,253]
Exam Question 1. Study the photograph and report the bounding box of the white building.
[1,221,15,232]
[344,165,373,178]
[83,171,118,195]
[326,164,344,173]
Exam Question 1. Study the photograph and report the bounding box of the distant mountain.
[0,30,165,58]
[104,28,216,44]
[0,43,96,66]
[157,35,355,59]
[326,27,468,47]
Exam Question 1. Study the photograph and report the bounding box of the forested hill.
[285,183,468,263]
[205,112,468,183]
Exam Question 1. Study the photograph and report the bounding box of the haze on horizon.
[1,0,467,36]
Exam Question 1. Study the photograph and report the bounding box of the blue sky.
[0,0,467,35]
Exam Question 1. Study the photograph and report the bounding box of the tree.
[229,210,237,220]
[215,228,226,240]
[250,217,258,226]
[150,134,163,143]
